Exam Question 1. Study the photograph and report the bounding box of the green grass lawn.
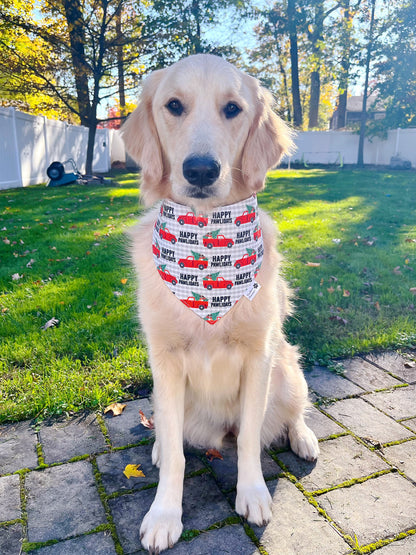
[1,168,415,423]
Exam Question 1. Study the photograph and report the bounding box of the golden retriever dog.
[122,54,319,553]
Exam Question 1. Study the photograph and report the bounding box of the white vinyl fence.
[289,128,416,167]
[0,107,111,190]
[111,126,416,169]
[1,106,415,191]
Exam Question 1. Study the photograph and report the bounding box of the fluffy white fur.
[123,54,319,554]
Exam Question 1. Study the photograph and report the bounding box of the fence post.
[10,108,23,187]
[43,115,50,169]
[395,128,401,156]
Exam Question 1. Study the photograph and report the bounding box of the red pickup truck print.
[234,251,257,269]
[203,275,233,290]
[159,223,177,244]
[234,208,256,226]
[157,265,177,285]
[152,241,160,258]
[177,212,208,228]
[181,294,209,310]
[203,232,234,249]
[253,225,262,241]
[204,312,221,324]
[178,255,208,270]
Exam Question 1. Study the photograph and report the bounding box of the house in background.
[330,95,385,129]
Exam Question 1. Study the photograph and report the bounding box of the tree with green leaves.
[143,0,249,69]
[0,0,74,120]
[305,0,342,129]
[0,0,147,173]
[331,0,360,128]
[357,0,377,166]
[247,4,293,121]
[370,0,416,134]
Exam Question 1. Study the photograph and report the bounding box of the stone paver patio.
[0,351,415,554]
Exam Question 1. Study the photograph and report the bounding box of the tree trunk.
[279,60,292,122]
[191,0,202,53]
[116,11,126,110]
[62,0,91,127]
[336,1,352,129]
[86,122,97,175]
[308,70,320,128]
[287,0,302,127]
[357,0,376,167]
[307,2,325,129]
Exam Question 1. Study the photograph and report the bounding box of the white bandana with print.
[152,194,264,324]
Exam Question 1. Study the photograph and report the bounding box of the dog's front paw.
[289,422,320,462]
[140,505,183,554]
[236,482,272,526]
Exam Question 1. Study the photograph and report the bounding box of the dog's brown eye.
[224,102,242,119]
[166,99,184,116]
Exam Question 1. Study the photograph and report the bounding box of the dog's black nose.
[183,155,221,187]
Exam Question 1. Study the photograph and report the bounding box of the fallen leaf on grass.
[374,301,380,311]
[306,262,320,267]
[393,266,402,276]
[41,317,59,330]
[410,288,416,295]
[104,402,127,416]
[405,238,416,243]
[343,290,350,297]
[121,278,128,284]
[205,448,223,462]
[139,410,154,429]
[11,273,22,281]
[329,315,348,325]
[123,464,145,479]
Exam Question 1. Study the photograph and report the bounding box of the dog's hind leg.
[140,351,185,553]
[262,340,319,461]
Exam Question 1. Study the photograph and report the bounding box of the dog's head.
[122,54,294,208]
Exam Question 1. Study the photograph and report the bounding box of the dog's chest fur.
[129,205,283,445]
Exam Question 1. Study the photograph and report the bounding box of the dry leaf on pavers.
[123,464,145,479]
[205,449,223,462]
[139,410,154,429]
[104,402,127,416]
[404,361,415,368]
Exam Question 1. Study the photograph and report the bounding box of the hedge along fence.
[0,107,111,190]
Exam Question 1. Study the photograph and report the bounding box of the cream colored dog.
[123,54,319,554]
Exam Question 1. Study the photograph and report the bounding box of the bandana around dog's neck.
[152,194,264,324]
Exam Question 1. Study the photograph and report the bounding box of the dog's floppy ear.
[242,84,294,192]
[122,69,167,205]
